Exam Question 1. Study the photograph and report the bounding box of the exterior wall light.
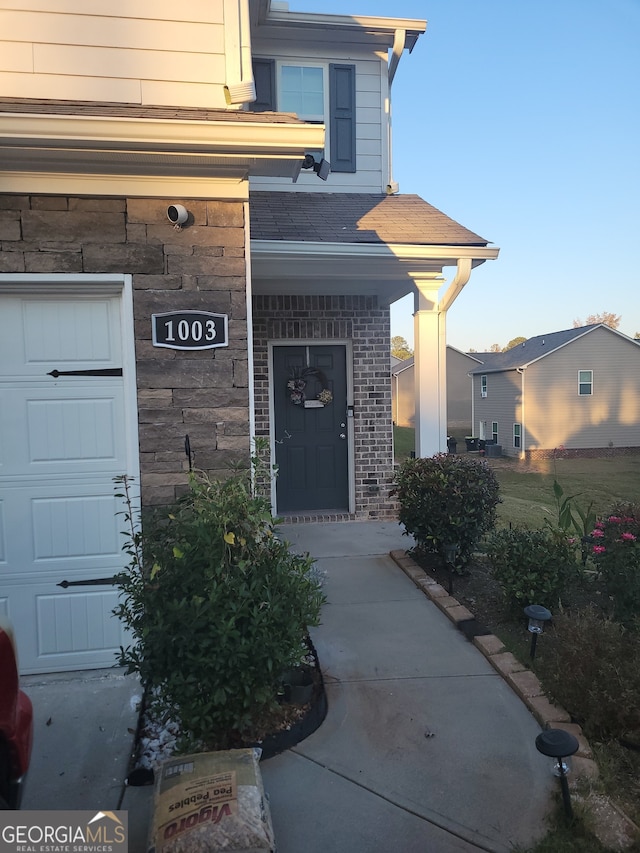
[300,153,331,181]
[535,729,579,818]
[524,604,552,660]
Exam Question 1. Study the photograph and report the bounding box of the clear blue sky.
[289,0,640,351]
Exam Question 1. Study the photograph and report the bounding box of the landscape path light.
[523,604,552,660]
[535,729,579,818]
[444,542,459,595]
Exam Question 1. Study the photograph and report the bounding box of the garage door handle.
[57,577,117,588]
[47,368,123,377]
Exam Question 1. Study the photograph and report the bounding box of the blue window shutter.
[252,59,275,111]
[329,63,356,173]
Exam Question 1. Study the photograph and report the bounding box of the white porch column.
[413,275,447,457]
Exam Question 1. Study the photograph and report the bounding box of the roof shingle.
[250,192,489,246]
[470,325,606,373]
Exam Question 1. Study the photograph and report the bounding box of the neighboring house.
[391,347,482,436]
[446,347,484,437]
[391,356,414,428]
[0,0,498,672]
[470,325,640,459]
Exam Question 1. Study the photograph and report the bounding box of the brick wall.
[0,194,250,507]
[525,446,640,462]
[252,294,398,519]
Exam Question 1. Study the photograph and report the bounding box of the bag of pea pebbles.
[148,749,276,853]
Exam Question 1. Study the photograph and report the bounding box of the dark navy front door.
[273,345,348,512]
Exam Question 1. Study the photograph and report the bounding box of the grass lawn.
[393,427,640,528]
[393,425,415,461]
[491,453,640,530]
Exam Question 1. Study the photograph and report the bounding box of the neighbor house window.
[252,59,356,172]
[578,370,593,395]
[481,375,487,397]
[492,422,498,443]
[513,423,521,449]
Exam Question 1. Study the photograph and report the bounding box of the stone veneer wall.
[252,294,398,519]
[0,194,250,507]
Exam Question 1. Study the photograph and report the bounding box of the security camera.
[386,181,399,195]
[167,204,188,226]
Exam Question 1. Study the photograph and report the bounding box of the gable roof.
[250,192,489,246]
[469,324,637,374]
[447,345,485,365]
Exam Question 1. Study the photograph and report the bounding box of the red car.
[0,619,33,809]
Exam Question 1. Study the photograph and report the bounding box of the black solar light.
[524,604,552,660]
[535,729,579,818]
[444,542,459,595]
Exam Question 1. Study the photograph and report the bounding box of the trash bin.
[447,436,457,454]
[465,437,478,452]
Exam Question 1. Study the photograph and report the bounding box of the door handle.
[339,433,346,439]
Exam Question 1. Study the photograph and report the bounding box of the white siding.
[250,49,388,193]
[0,2,229,108]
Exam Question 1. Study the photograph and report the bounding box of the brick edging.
[389,549,599,786]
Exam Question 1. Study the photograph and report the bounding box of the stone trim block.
[488,651,527,677]
[441,604,475,624]
[506,669,545,701]
[472,634,506,656]
[527,695,572,727]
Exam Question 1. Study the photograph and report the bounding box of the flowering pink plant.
[591,504,640,624]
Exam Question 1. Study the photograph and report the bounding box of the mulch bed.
[126,637,327,786]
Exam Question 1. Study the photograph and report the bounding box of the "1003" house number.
[151,311,229,350]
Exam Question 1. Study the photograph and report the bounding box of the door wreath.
[287,367,333,407]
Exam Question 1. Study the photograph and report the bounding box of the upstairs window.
[252,58,356,173]
[578,370,593,395]
[481,375,488,397]
[280,65,325,120]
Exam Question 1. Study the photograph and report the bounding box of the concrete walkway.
[266,521,553,852]
[20,521,555,852]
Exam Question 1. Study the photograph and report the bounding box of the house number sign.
[152,311,229,350]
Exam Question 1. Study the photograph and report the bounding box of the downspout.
[469,371,475,441]
[244,200,257,477]
[436,259,473,447]
[224,0,256,105]
[517,367,526,459]
[438,257,473,314]
[386,28,406,194]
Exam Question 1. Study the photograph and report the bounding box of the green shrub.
[539,608,640,741]
[487,528,579,610]
[391,453,500,570]
[589,504,640,626]
[113,462,325,748]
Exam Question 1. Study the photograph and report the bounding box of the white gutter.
[0,114,323,154]
[252,240,499,263]
[517,367,526,459]
[224,0,257,105]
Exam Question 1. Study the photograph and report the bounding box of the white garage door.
[0,284,138,674]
